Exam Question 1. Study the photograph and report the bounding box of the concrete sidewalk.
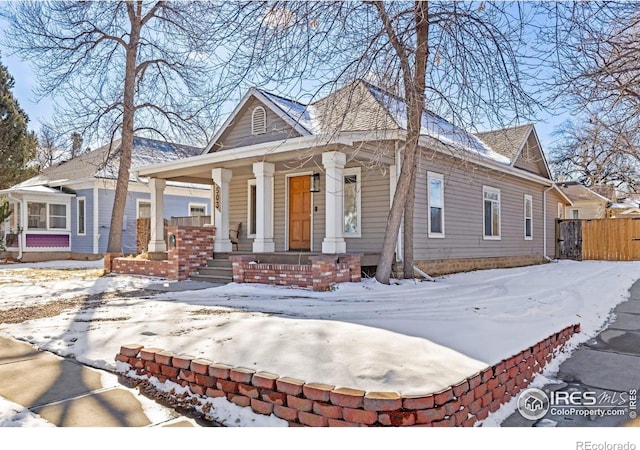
[0,337,199,427]
[503,278,640,427]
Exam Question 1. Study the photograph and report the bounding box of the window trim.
[251,106,267,135]
[427,171,445,238]
[524,194,533,240]
[343,167,362,238]
[188,202,207,217]
[136,199,151,219]
[247,179,257,238]
[77,197,86,236]
[557,202,563,219]
[571,209,579,219]
[482,186,501,240]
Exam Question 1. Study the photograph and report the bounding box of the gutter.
[543,185,556,263]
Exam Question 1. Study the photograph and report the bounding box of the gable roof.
[15,136,201,188]
[204,80,511,165]
[474,124,552,179]
[474,124,533,163]
[203,88,313,154]
[557,181,611,203]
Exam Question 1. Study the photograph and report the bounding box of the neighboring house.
[608,195,640,218]
[556,181,610,220]
[136,80,571,276]
[1,137,211,262]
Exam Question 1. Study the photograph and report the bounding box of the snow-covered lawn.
[1,259,639,427]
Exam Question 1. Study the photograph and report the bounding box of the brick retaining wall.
[230,254,362,291]
[105,226,215,281]
[115,323,580,427]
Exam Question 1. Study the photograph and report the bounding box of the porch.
[135,136,396,258]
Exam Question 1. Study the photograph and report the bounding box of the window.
[483,186,501,239]
[524,194,533,240]
[572,209,579,219]
[247,180,257,237]
[557,202,563,219]
[137,200,151,219]
[189,203,207,216]
[77,197,86,235]
[251,106,266,135]
[427,172,444,238]
[49,204,67,229]
[27,202,47,229]
[343,168,361,237]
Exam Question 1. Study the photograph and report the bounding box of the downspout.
[543,185,556,263]
[7,193,22,260]
[93,183,100,255]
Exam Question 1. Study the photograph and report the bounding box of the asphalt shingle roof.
[16,136,201,188]
[474,124,533,163]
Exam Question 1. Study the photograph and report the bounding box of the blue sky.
[0,19,567,153]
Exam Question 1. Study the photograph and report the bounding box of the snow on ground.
[0,259,160,310]
[0,259,639,426]
[0,397,53,427]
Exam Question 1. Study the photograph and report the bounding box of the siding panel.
[413,153,549,261]
[70,188,95,254]
[97,187,210,254]
[214,98,302,151]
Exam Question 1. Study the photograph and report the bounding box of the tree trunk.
[106,2,141,254]
[375,141,419,284]
[375,1,429,284]
[402,155,418,278]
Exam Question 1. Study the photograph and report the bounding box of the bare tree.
[224,2,544,282]
[2,1,229,253]
[544,3,640,125]
[35,124,65,169]
[550,114,640,193]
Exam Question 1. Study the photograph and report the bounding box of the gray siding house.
[1,137,211,262]
[136,81,571,276]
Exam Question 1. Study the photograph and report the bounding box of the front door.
[288,175,311,250]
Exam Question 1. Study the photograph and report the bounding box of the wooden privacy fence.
[557,218,640,261]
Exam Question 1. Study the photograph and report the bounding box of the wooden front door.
[288,175,311,250]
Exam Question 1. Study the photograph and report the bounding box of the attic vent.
[251,106,266,135]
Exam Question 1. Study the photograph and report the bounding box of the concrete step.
[197,267,233,277]
[190,274,232,284]
[206,259,233,269]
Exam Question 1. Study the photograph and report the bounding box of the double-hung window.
[427,172,444,238]
[49,204,67,229]
[524,194,533,240]
[27,202,47,230]
[483,186,501,239]
[189,203,207,216]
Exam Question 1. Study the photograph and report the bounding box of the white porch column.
[148,178,167,253]
[212,168,233,253]
[322,151,347,254]
[252,162,275,253]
